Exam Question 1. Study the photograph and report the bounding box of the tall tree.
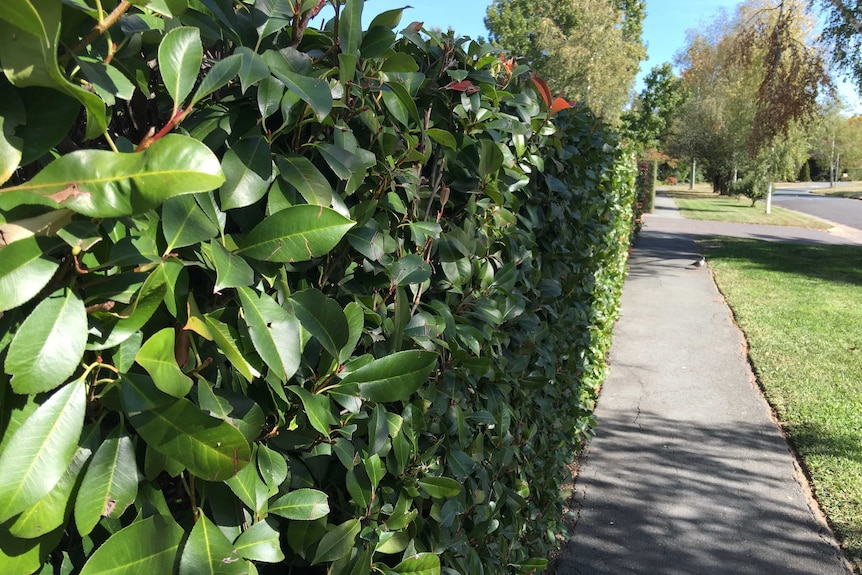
[485,0,647,120]
[622,62,689,151]
[817,0,862,91]
[668,0,829,202]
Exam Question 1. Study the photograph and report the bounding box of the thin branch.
[63,1,132,64]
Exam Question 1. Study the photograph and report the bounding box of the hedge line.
[0,1,635,574]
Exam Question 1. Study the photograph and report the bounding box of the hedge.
[0,1,636,574]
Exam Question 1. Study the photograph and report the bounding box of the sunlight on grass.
[706,239,862,568]
[660,185,831,229]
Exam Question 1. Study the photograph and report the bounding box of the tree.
[817,0,862,91]
[485,0,647,120]
[808,104,862,184]
[622,62,689,151]
[668,0,829,205]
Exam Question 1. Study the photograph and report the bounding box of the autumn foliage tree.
[669,0,830,200]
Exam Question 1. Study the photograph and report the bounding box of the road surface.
[773,183,862,231]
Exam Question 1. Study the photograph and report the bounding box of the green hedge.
[0,2,635,574]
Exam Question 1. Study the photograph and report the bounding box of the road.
[772,183,862,231]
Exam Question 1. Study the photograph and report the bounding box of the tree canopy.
[485,0,646,120]
[622,62,689,151]
[667,0,829,193]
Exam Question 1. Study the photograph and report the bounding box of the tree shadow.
[555,413,852,575]
[624,231,862,287]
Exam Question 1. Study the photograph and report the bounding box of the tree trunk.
[690,157,696,189]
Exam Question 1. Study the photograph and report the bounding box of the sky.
[315,0,861,113]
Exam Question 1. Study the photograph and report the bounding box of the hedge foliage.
[0,1,635,574]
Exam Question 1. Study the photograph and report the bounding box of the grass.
[705,238,862,570]
[812,185,862,199]
[660,184,831,229]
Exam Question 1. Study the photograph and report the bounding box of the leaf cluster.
[0,1,636,574]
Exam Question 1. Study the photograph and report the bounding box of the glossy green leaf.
[0,83,24,185]
[236,47,270,93]
[233,520,284,563]
[0,0,44,37]
[90,268,167,351]
[287,385,336,439]
[387,254,432,287]
[219,137,273,210]
[393,553,441,575]
[0,134,224,218]
[0,0,106,139]
[369,8,405,29]
[417,477,462,499]
[159,27,203,109]
[15,88,77,165]
[311,519,360,565]
[76,56,136,106]
[425,128,457,150]
[337,350,437,403]
[163,193,219,252]
[9,442,92,538]
[289,288,349,359]
[0,523,63,575]
[265,55,332,122]
[238,205,354,263]
[360,26,396,59]
[135,328,193,398]
[0,378,86,523]
[382,82,419,128]
[129,397,251,481]
[0,237,60,312]
[120,373,175,414]
[225,453,268,514]
[179,511,244,575]
[368,404,389,456]
[270,488,329,520]
[256,445,287,491]
[339,301,364,363]
[275,155,332,206]
[192,53,242,105]
[339,0,363,56]
[79,515,183,575]
[74,425,140,536]
[257,75,283,119]
[146,0,189,17]
[238,287,301,381]
[5,287,85,394]
[209,240,252,293]
[477,139,504,179]
[317,142,375,181]
[203,314,261,382]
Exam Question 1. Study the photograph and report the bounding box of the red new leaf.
[531,73,552,108]
[550,97,573,115]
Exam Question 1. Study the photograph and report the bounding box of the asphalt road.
[772,183,862,230]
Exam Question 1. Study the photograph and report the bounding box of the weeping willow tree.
[668,0,830,206]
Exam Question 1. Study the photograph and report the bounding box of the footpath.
[555,194,857,574]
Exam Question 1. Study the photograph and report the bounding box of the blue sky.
[315,0,861,112]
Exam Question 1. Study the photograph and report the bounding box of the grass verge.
[812,186,862,199]
[705,238,862,570]
[661,185,831,229]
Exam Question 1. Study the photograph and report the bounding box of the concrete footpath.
[556,195,856,574]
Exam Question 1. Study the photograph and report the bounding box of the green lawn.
[661,185,831,229]
[706,239,862,569]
